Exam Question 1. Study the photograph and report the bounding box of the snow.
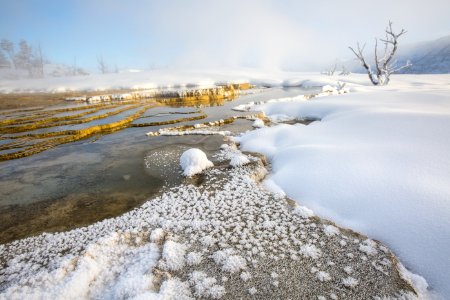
[299,244,321,259]
[252,118,265,128]
[316,271,332,282]
[359,239,378,256]
[148,129,232,137]
[179,148,214,177]
[342,277,359,288]
[161,240,187,271]
[186,251,203,266]
[0,67,434,94]
[189,271,225,299]
[248,287,257,295]
[0,144,425,299]
[238,73,450,297]
[212,249,247,273]
[0,232,165,300]
[292,205,315,218]
[240,271,252,282]
[323,225,340,237]
[229,153,250,167]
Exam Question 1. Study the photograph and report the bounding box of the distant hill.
[344,35,450,74]
[396,35,450,74]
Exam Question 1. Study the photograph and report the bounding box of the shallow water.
[0,87,316,243]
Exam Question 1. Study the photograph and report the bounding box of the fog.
[1,0,449,71]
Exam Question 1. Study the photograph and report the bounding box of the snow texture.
[161,240,187,271]
[189,271,225,299]
[299,244,322,259]
[238,74,450,297]
[323,225,340,237]
[179,148,214,177]
[0,146,423,299]
[292,205,315,218]
[230,153,250,167]
[342,277,359,288]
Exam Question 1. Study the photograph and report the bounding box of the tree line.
[0,39,45,78]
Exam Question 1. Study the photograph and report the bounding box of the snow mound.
[252,118,265,128]
[180,148,214,177]
[238,78,450,297]
[161,240,187,271]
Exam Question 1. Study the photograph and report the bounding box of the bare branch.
[348,21,408,85]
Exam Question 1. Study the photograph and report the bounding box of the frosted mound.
[180,148,213,177]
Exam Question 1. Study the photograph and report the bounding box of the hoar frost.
[180,148,213,176]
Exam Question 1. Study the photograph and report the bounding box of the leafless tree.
[339,65,351,76]
[0,49,9,68]
[322,63,337,76]
[35,43,44,77]
[97,55,108,74]
[16,40,33,77]
[349,21,411,85]
[72,56,77,76]
[1,39,16,69]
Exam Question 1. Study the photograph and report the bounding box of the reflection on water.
[0,87,317,244]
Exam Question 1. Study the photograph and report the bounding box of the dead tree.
[35,43,44,77]
[349,21,411,85]
[96,55,108,74]
[339,65,351,76]
[322,63,337,76]
[0,39,16,69]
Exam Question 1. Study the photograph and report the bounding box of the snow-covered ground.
[234,73,450,298]
[0,147,423,299]
[1,70,449,298]
[1,67,446,94]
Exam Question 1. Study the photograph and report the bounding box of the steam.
[2,0,449,70]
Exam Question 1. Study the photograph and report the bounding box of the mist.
[1,0,449,71]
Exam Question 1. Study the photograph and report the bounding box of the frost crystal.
[186,252,203,266]
[240,271,252,282]
[293,206,314,218]
[230,153,250,167]
[359,239,378,256]
[162,240,187,271]
[316,271,332,282]
[300,244,321,259]
[189,271,225,299]
[323,225,340,237]
[342,276,359,288]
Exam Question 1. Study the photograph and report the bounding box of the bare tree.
[97,55,108,74]
[1,39,16,69]
[349,21,411,85]
[322,63,337,76]
[16,40,33,77]
[0,49,10,68]
[72,56,77,76]
[34,42,44,77]
[339,65,351,76]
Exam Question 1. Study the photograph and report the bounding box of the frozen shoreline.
[235,74,450,298]
[0,144,425,299]
[1,72,448,298]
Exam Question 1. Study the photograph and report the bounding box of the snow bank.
[3,68,447,94]
[180,148,214,176]
[238,75,450,297]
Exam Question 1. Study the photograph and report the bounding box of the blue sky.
[1,0,449,71]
